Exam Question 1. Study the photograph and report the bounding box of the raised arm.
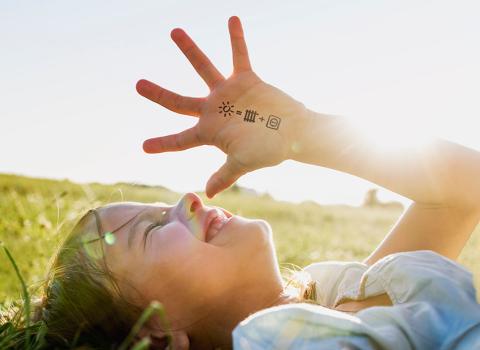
[290,110,480,263]
[136,16,480,262]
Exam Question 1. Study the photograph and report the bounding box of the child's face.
[94,192,281,328]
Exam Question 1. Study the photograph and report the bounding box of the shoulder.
[363,250,476,303]
[303,250,476,306]
[303,260,368,307]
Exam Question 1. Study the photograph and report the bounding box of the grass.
[1,172,480,348]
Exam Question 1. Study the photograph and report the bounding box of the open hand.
[137,16,309,198]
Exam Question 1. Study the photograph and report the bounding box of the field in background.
[1,173,480,303]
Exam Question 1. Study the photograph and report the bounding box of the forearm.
[290,109,480,209]
[364,202,480,264]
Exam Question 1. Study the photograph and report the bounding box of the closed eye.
[143,222,163,249]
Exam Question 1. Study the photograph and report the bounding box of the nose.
[179,192,204,216]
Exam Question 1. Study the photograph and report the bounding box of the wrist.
[286,107,321,162]
[287,108,345,167]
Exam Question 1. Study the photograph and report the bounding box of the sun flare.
[347,115,436,154]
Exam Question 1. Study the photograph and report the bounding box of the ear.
[137,327,190,350]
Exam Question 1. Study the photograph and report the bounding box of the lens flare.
[104,231,116,245]
[290,141,302,155]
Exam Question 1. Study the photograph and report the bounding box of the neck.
[190,278,300,349]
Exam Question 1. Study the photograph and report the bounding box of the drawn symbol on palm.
[218,101,235,117]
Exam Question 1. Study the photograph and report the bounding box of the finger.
[228,16,252,73]
[136,79,204,117]
[206,157,247,198]
[143,127,201,153]
[170,28,225,90]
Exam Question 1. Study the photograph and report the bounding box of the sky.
[1,0,479,207]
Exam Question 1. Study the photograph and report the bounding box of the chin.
[213,216,274,256]
[245,219,273,249]
[256,219,273,240]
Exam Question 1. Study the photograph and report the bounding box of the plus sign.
[259,116,265,122]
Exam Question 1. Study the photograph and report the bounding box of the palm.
[136,16,303,198]
[197,71,265,153]
[201,73,291,167]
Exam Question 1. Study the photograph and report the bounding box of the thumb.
[206,157,247,198]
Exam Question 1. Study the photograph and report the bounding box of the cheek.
[141,223,218,297]
[146,222,204,270]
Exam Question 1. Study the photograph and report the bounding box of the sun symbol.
[218,101,234,117]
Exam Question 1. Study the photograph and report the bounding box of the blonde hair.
[281,266,317,303]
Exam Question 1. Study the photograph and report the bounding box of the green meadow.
[2,172,480,308]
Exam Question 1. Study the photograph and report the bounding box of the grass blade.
[130,337,150,350]
[118,301,171,350]
[1,243,31,349]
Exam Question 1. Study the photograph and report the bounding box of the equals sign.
[236,110,242,115]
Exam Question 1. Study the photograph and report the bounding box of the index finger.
[136,79,205,117]
[228,16,252,73]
